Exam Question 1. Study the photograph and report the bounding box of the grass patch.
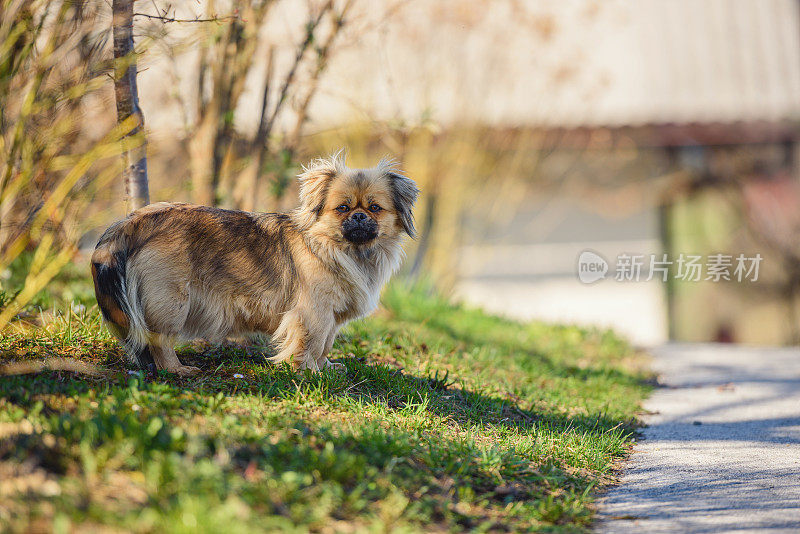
[0,282,649,532]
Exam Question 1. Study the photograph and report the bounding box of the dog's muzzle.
[342,212,378,244]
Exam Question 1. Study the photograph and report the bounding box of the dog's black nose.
[351,212,368,222]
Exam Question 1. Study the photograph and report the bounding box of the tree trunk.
[112,0,149,212]
[189,111,218,206]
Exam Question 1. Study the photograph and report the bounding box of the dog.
[91,154,418,375]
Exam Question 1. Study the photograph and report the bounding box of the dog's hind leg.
[135,346,156,373]
[128,256,200,376]
[149,335,200,377]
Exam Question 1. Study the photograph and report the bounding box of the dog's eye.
[368,204,382,213]
[336,204,349,213]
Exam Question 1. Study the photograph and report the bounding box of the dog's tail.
[91,222,154,369]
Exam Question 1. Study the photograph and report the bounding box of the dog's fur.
[91,154,418,375]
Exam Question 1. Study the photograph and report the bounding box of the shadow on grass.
[1,348,638,441]
[183,339,641,437]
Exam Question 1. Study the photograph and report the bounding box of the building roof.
[310,0,800,129]
[138,0,800,134]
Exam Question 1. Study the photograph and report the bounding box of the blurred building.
[344,0,800,346]
[447,0,800,346]
[370,0,799,346]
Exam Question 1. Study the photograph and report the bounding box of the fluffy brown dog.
[91,154,418,375]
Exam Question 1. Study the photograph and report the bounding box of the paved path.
[597,344,800,533]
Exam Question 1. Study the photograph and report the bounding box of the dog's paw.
[292,358,344,373]
[323,359,345,372]
[168,365,202,377]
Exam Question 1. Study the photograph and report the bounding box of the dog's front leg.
[315,325,343,371]
[272,308,334,371]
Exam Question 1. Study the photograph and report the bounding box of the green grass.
[0,282,649,533]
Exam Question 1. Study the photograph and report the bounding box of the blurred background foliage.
[0,0,139,327]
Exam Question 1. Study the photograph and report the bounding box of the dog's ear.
[295,159,337,228]
[389,172,419,238]
[298,166,334,214]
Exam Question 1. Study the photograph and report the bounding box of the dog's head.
[295,153,419,248]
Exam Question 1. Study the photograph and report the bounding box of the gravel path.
[597,343,800,533]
